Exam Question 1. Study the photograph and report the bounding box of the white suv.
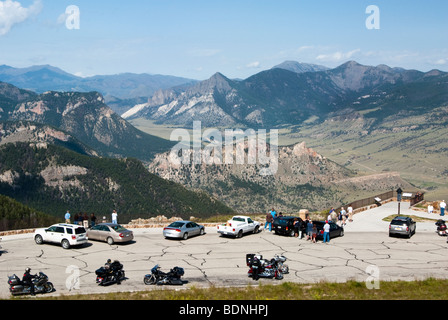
[34,224,88,249]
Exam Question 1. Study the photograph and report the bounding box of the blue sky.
[0,0,447,80]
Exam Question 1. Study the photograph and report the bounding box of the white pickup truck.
[217,216,260,238]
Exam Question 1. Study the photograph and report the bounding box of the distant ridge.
[272,61,330,73]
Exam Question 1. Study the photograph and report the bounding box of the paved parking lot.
[0,201,447,298]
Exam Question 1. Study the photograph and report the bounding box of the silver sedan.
[87,223,134,245]
[163,221,205,240]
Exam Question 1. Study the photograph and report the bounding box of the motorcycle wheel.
[144,275,157,285]
[44,282,54,293]
[281,264,289,274]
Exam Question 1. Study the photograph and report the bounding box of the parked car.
[389,216,416,238]
[34,224,88,249]
[273,216,305,237]
[217,216,260,238]
[163,221,205,240]
[87,223,134,244]
[313,221,344,240]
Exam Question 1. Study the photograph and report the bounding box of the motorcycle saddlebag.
[246,254,262,266]
[8,275,21,286]
[173,267,184,277]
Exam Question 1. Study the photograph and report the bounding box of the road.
[0,202,447,298]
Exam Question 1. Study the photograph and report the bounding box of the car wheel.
[237,230,243,238]
[35,235,43,245]
[340,229,344,237]
[61,239,70,250]
[107,237,115,245]
[183,233,189,240]
[200,228,205,235]
[254,226,260,234]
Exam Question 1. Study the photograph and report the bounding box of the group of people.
[64,210,119,228]
[327,206,353,227]
[427,200,446,216]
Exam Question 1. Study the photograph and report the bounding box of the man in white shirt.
[112,210,118,224]
[323,221,331,244]
[347,206,354,222]
[440,201,446,216]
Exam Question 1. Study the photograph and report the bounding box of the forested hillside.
[0,143,234,224]
[0,194,58,232]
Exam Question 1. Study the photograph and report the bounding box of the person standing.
[312,224,317,243]
[83,213,89,229]
[323,221,331,244]
[112,210,118,224]
[65,210,71,224]
[270,208,277,220]
[90,213,97,228]
[340,207,347,226]
[440,201,446,217]
[348,205,354,222]
[265,211,273,232]
[306,219,313,241]
[397,187,403,202]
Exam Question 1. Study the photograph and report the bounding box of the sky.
[0,0,447,80]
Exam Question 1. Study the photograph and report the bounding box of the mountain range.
[123,61,448,129]
[0,82,174,161]
[0,59,446,225]
[0,64,198,115]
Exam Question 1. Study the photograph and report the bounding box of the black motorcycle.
[144,264,185,285]
[436,220,447,236]
[96,260,126,286]
[8,272,54,296]
[247,254,284,281]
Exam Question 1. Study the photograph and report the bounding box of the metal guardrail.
[335,190,424,214]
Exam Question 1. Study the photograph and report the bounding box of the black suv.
[273,216,305,237]
[389,216,416,238]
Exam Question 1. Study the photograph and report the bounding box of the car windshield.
[168,222,185,228]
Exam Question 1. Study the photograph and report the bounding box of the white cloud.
[316,49,361,62]
[0,0,42,36]
[246,61,261,68]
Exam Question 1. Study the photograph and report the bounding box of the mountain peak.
[192,72,233,94]
[273,61,329,74]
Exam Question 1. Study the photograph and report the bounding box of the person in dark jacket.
[22,268,36,296]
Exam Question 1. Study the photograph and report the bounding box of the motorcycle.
[273,254,289,274]
[246,254,284,281]
[144,264,185,286]
[435,220,447,236]
[96,260,126,286]
[8,272,54,296]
